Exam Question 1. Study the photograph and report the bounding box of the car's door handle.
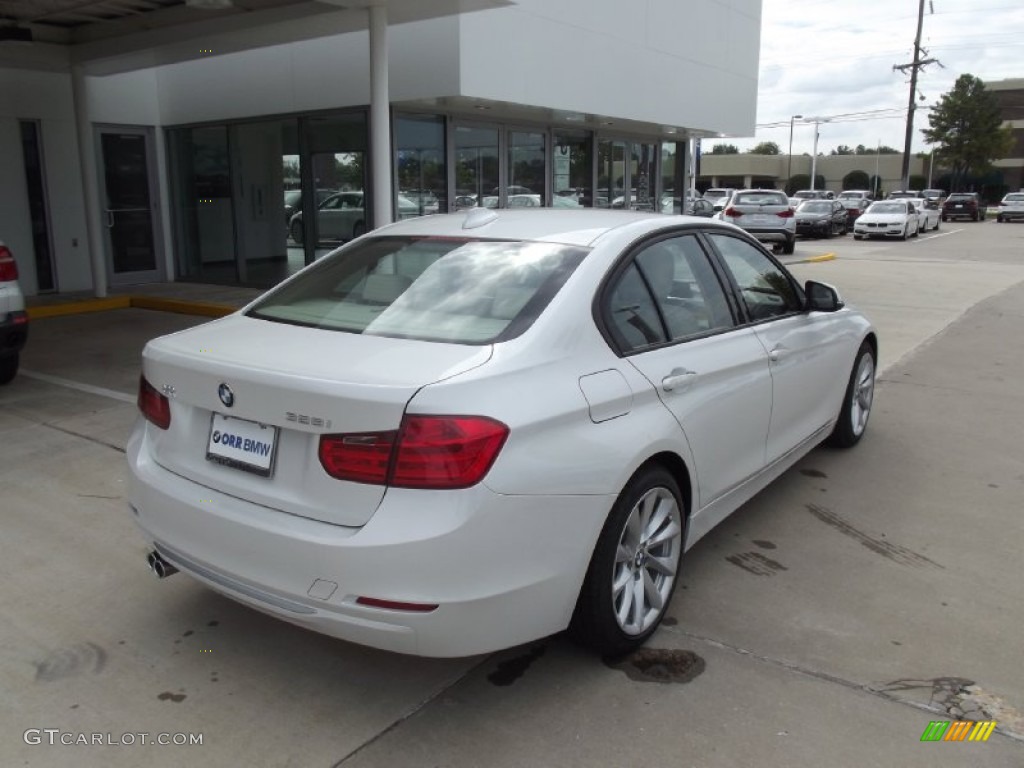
[768,345,788,362]
[661,368,697,392]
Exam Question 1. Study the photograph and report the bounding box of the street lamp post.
[787,114,803,192]
[806,117,831,191]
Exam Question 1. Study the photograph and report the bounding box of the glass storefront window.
[630,142,657,211]
[507,130,545,207]
[454,125,499,210]
[396,115,446,217]
[170,125,235,283]
[597,139,625,209]
[553,131,591,208]
[661,141,678,214]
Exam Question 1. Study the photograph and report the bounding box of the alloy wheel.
[611,487,682,636]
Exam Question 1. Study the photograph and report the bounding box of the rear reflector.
[319,415,509,489]
[137,375,171,430]
[356,596,439,613]
[0,245,18,282]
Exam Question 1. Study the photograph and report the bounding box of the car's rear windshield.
[1003,193,1024,202]
[946,194,974,201]
[247,236,588,344]
[869,202,906,214]
[734,192,788,206]
[799,201,832,212]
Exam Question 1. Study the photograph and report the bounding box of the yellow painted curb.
[802,253,837,263]
[26,295,235,320]
[129,296,235,318]
[27,296,131,319]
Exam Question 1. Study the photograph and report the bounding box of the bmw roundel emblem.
[218,383,234,408]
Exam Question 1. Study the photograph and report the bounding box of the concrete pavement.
[2,222,1023,767]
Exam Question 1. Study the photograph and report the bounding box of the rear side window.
[734,192,788,206]
[248,237,587,344]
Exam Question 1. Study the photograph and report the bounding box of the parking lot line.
[911,228,965,243]
[19,369,135,404]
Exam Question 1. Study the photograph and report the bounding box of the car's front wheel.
[570,465,685,657]
[827,342,875,448]
[290,219,304,245]
[0,353,19,385]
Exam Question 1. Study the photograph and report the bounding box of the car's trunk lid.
[142,315,491,527]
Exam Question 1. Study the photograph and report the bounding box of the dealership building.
[0,0,761,297]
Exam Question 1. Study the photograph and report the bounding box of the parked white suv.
[0,241,29,384]
[720,189,797,254]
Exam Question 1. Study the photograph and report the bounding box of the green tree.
[832,145,855,156]
[709,143,740,155]
[842,170,871,190]
[749,141,780,155]
[854,144,900,155]
[922,74,1014,191]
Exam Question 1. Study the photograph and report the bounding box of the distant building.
[697,153,926,196]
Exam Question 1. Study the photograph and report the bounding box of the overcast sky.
[723,0,1024,156]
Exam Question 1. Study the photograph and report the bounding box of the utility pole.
[894,0,941,190]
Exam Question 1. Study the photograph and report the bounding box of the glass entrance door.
[98,127,163,285]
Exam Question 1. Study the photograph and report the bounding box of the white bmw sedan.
[853,200,920,240]
[129,209,877,658]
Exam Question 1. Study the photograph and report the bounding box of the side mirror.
[805,280,844,312]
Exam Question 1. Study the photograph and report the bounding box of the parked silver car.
[720,189,797,254]
[996,192,1024,223]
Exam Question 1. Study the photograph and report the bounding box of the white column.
[71,65,107,298]
[810,124,820,191]
[369,4,392,229]
[743,174,752,188]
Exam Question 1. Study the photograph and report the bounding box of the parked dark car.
[795,199,848,238]
[942,193,987,222]
[836,190,872,225]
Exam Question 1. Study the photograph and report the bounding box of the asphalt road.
[2,219,1023,767]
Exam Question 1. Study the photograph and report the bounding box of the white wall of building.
[0,68,91,294]
[457,0,760,134]
[133,17,461,127]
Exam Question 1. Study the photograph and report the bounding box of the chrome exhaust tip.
[146,550,178,579]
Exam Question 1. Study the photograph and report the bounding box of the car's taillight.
[0,245,18,282]
[776,208,795,218]
[137,375,171,429]
[319,415,509,489]
[724,207,742,217]
[318,430,396,485]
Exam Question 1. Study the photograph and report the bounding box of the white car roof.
[370,209,735,247]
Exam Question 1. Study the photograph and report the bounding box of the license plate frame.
[206,413,279,477]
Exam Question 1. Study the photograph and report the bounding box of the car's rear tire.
[290,219,304,245]
[826,342,875,449]
[570,465,685,657]
[0,353,19,385]
[351,220,366,239]
[782,237,795,255]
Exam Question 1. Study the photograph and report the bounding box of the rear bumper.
[126,424,610,657]
[742,228,793,243]
[997,209,1024,220]
[0,311,28,356]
